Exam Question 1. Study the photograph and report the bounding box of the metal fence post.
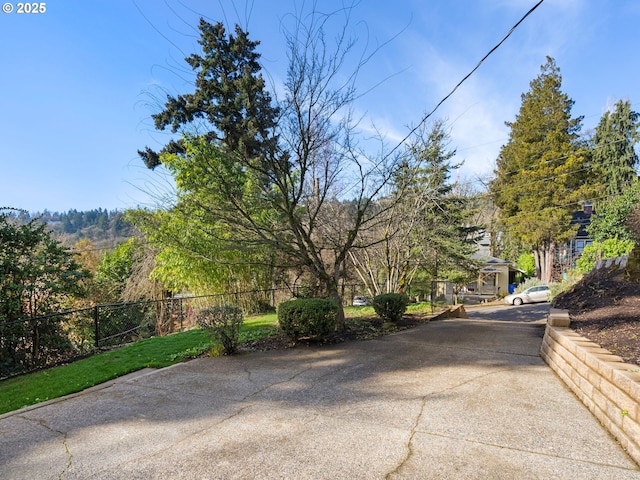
[93,305,99,348]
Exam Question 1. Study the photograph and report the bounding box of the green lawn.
[0,314,280,415]
[0,304,434,415]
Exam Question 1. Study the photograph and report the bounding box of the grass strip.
[0,305,433,415]
[0,314,280,415]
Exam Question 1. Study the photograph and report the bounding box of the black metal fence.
[0,282,435,379]
[0,287,292,379]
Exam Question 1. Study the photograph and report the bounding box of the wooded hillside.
[13,209,134,250]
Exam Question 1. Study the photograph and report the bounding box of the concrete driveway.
[1,317,639,479]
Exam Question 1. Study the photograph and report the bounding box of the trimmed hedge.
[277,298,338,342]
[372,293,409,323]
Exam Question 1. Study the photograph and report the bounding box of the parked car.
[504,285,551,306]
[352,296,370,306]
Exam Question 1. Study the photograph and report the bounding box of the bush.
[516,252,536,278]
[277,298,338,342]
[514,277,543,294]
[575,238,634,274]
[372,293,409,323]
[550,268,582,302]
[196,305,244,354]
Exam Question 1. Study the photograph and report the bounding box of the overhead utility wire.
[496,137,635,179]
[386,0,545,159]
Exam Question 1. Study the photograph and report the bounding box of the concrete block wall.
[541,310,640,466]
[431,304,468,320]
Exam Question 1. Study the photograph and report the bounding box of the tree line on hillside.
[10,209,134,244]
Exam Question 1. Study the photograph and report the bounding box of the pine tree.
[402,121,479,285]
[490,57,596,282]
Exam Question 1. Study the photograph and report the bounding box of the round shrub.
[196,305,244,354]
[372,293,409,323]
[277,298,338,342]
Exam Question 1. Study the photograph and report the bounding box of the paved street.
[466,302,550,323]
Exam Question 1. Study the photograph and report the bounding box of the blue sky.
[1,0,639,213]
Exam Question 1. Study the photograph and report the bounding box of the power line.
[385,0,545,160]
[336,0,547,201]
[493,136,637,179]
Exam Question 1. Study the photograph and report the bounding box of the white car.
[352,296,370,306]
[504,285,551,305]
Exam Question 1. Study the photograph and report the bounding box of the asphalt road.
[466,302,551,323]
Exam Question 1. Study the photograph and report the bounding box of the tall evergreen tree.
[591,99,639,196]
[490,57,596,282]
[399,121,480,289]
[139,19,279,169]
[134,18,281,296]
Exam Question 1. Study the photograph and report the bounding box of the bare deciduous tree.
[133,6,409,330]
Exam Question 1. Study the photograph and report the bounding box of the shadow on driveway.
[1,317,638,479]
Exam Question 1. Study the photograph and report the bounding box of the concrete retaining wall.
[541,310,640,466]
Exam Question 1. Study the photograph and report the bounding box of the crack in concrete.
[397,340,542,359]
[240,365,314,401]
[123,362,318,403]
[122,363,317,408]
[384,368,513,479]
[104,402,324,478]
[385,365,640,477]
[89,403,255,479]
[19,415,72,479]
[385,394,427,479]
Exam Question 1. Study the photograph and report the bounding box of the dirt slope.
[553,260,640,367]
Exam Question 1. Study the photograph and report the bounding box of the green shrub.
[550,268,582,302]
[575,238,634,274]
[516,252,536,278]
[196,305,244,354]
[372,293,409,323]
[277,298,338,342]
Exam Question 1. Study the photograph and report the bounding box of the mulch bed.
[238,313,432,353]
[553,268,640,367]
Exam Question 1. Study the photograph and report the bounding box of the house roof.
[571,209,594,238]
[472,254,511,265]
[473,254,524,273]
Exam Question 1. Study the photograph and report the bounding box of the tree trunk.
[545,242,556,283]
[328,284,346,331]
[534,243,555,283]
